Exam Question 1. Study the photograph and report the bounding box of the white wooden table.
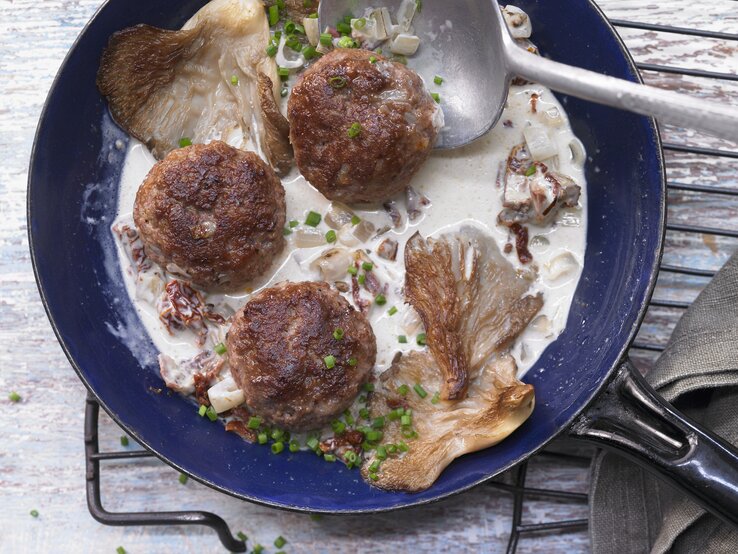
[1,1,736,552]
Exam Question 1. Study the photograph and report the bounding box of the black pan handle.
[568,359,738,528]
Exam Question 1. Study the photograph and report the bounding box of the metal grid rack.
[82,18,738,554]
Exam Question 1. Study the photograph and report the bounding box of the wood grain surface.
[1,1,736,552]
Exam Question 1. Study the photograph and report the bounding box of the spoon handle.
[505,44,738,142]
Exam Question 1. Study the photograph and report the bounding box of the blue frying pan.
[28,0,738,521]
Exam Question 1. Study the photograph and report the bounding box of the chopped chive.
[120,435,129,446]
[433,75,444,86]
[329,76,348,89]
[376,445,387,460]
[320,33,333,47]
[305,210,321,226]
[247,416,262,429]
[253,545,264,554]
[351,215,361,225]
[416,333,427,346]
[332,420,346,434]
[374,293,386,306]
[278,66,290,80]
[283,227,293,236]
[289,219,299,228]
[387,443,398,454]
[366,430,383,442]
[369,55,377,63]
[353,17,367,30]
[402,428,418,439]
[368,472,379,481]
[8,391,21,402]
[398,335,408,344]
[274,536,287,549]
[344,450,358,463]
[286,36,302,52]
[266,43,278,57]
[397,384,410,396]
[347,122,362,138]
[231,75,239,85]
[324,453,336,462]
[333,328,345,340]
[178,137,192,148]
[284,20,296,34]
[362,261,374,271]
[179,473,188,485]
[271,441,285,454]
[258,432,268,444]
[369,459,381,473]
[198,405,207,417]
[431,391,441,404]
[325,229,337,243]
[413,383,428,398]
[431,92,440,103]
[30,510,39,518]
[271,428,285,441]
[349,357,359,367]
[399,441,409,452]
[362,382,374,392]
[359,394,367,403]
[205,406,218,421]
[525,164,537,176]
[388,306,398,316]
[214,342,227,355]
[401,414,412,426]
[306,437,319,450]
[324,355,336,369]
[343,409,355,425]
[237,531,247,541]
[268,4,279,26]
[372,416,385,429]
[359,407,370,419]
[116,548,125,554]
[347,265,358,276]
[338,35,356,48]
[289,441,300,452]
[303,45,319,60]
[357,273,366,285]
[336,21,352,35]
[387,408,402,421]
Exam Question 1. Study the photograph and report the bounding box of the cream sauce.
[113,83,587,382]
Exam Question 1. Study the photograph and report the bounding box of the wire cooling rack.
[82,18,738,554]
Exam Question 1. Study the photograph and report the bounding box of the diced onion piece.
[325,202,356,230]
[338,224,361,247]
[529,315,552,335]
[529,235,551,252]
[369,9,390,40]
[352,219,376,242]
[569,138,586,165]
[303,17,320,46]
[207,375,245,413]
[523,126,557,161]
[402,307,423,335]
[294,228,326,248]
[310,247,354,280]
[276,34,305,70]
[543,107,564,127]
[502,5,532,39]
[390,33,420,56]
[396,0,417,32]
[545,251,580,280]
[377,7,398,38]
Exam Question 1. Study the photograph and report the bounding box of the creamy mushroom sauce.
[113,82,587,391]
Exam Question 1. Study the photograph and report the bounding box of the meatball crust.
[228,281,376,431]
[288,49,440,204]
[133,141,286,289]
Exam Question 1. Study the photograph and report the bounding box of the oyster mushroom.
[97,0,291,173]
[362,228,542,491]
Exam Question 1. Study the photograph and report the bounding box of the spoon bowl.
[320,0,738,145]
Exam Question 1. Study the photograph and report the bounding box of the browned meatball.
[288,49,440,204]
[133,141,286,289]
[227,281,376,431]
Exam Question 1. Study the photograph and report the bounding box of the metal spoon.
[319,0,738,148]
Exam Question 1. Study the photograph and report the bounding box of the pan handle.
[568,359,738,528]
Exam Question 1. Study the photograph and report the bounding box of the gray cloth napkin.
[590,252,738,554]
